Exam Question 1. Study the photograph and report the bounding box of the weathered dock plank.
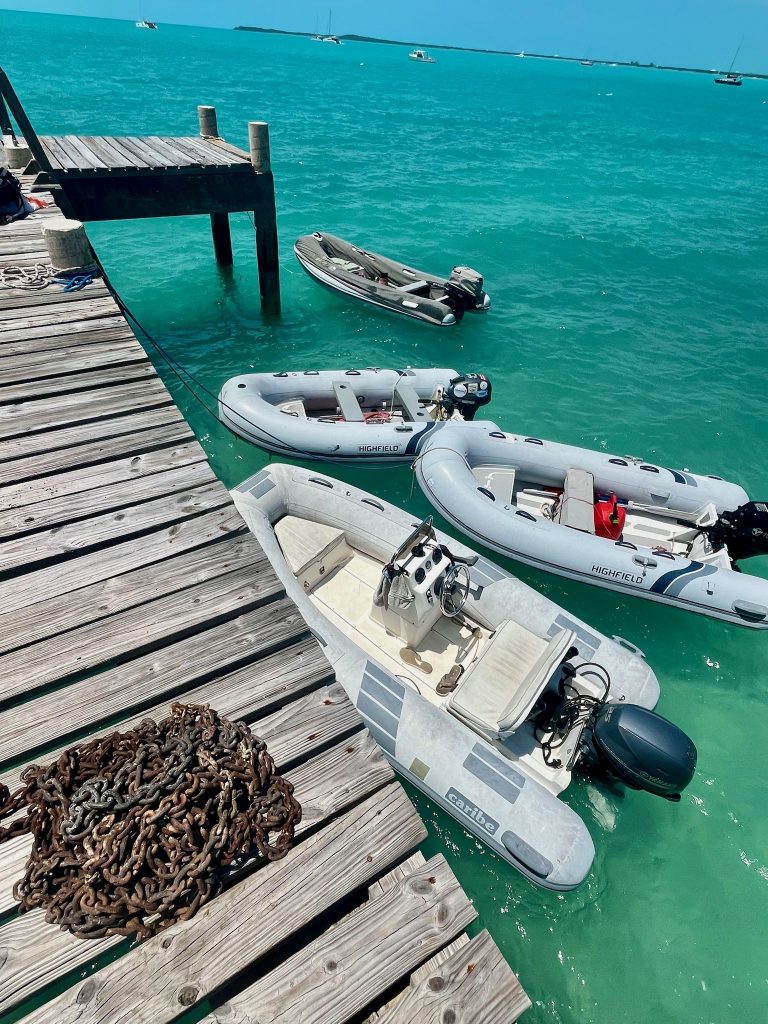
[0,438,207,512]
[0,477,230,573]
[0,378,173,438]
[376,929,532,1023]
[0,413,192,481]
[0,527,253,655]
[0,635,334,802]
[0,596,305,762]
[0,361,157,403]
[201,854,475,1024]
[0,505,245,611]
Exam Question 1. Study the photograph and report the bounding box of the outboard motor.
[585,704,697,801]
[444,266,485,315]
[705,501,768,562]
[440,373,492,421]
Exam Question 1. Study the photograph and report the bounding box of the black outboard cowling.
[589,704,697,801]
[705,501,768,562]
[444,266,485,314]
[441,373,492,421]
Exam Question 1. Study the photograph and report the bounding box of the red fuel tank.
[594,495,626,540]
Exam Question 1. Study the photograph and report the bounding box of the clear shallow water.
[3,10,768,1022]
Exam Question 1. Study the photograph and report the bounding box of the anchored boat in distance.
[409,49,436,63]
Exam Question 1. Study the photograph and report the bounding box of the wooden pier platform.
[0,195,530,1020]
[1,67,280,312]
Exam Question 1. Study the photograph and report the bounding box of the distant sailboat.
[715,39,743,86]
[321,9,341,44]
[135,8,157,29]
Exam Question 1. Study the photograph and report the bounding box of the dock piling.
[197,105,233,266]
[197,104,219,139]
[249,121,280,313]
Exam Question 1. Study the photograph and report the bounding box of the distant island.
[234,26,768,79]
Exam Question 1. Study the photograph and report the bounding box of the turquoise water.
[3,10,768,1022]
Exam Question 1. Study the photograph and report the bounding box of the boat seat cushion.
[394,381,428,421]
[333,381,365,422]
[330,257,362,273]
[448,623,577,738]
[556,468,595,533]
[275,515,352,590]
[472,465,516,504]
[397,279,429,294]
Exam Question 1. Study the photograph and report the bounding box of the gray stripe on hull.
[234,469,270,494]
[547,614,600,659]
[463,753,521,805]
[363,660,406,700]
[364,721,397,756]
[470,556,508,587]
[361,675,404,718]
[467,741,526,789]
[357,691,400,739]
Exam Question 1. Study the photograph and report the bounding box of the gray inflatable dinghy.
[218,367,492,463]
[233,464,697,890]
[294,232,491,326]
[415,422,768,628]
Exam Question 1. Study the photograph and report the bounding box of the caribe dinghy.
[294,232,490,326]
[415,423,768,628]
[218,367,491,463]
[233,464,696,890]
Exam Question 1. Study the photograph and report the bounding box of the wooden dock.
[0,192,530,1017]
[1,67,280,312]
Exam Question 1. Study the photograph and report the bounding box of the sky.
[1,1,767,71]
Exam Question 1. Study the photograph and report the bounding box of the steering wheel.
[440,563,470,616]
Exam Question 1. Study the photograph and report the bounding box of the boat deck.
[315,546,489,699]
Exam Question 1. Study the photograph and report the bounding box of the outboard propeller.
[586,703,697,801]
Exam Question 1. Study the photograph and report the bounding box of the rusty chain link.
[0,703,301,942]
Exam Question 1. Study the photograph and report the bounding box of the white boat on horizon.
[409,49,436,63]
[135,19,157,29]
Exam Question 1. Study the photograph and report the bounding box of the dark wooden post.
[198,105,233,267]
[248,121,280,314]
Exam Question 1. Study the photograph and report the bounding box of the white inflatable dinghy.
[294,232,490,326]
[233,464,697,890]
[414,422,768,627]
[218,367,492,463]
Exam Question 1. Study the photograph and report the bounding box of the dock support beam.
[209,212,233,266]
[249,121,280,314]
[198,105,233,267]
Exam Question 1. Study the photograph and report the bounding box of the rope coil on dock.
[0,703,301,941]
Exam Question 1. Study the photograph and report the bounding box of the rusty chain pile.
[0,703,301,941]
